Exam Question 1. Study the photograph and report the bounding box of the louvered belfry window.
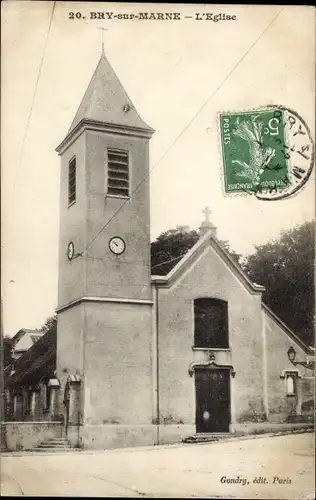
[68,157,76,205]
[107,149,129,197]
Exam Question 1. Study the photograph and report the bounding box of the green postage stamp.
[219,106,314,200]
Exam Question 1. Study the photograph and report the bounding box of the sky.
[2,2,315,335]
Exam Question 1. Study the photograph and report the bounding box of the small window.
[68,157,76,205]
[194,298,229,348]
[286,373,297,396]
[107,149,129,197]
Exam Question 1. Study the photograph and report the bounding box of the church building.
[4,51,314,451]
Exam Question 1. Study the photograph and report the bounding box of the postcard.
[1,2,315,498]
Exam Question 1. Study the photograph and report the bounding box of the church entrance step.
[29,447,76,453]
[27,437,76,452]
[182,433,232,444]
[37,443,71,448]
[40,439,70,444]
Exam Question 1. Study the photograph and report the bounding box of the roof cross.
[202,206,212,223]
[97,27,108,53]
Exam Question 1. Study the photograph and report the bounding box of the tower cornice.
[56,119,155,155]
[56,295,154,313]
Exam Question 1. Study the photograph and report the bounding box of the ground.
[1,433,314,498]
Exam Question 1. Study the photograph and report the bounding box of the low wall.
[230,422,314,435]
[3,421,62,451]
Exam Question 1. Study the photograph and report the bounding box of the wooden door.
[195,368,230,433]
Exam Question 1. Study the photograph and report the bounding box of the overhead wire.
[81,8,284,256]
[13,1,56,193]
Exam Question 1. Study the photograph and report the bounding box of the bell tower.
[56,51,155,449]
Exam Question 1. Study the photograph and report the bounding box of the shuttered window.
[68,157,76,205]
[107,149,129,197]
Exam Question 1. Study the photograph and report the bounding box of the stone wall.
[83,302,153,428]
[4,422,62,451]
[84,131,152,301]
[81,424,157,450]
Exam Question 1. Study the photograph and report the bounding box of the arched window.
[287,376,295,395]
[194,298,229,348]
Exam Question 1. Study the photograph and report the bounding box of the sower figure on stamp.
[232,115,276,186]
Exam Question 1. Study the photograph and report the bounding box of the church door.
[195,368,230,433]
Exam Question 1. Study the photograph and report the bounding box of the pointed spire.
[68,52,153,135]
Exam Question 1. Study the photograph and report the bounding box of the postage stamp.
[219,106,314,200]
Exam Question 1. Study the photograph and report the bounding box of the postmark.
[219,106,314,200]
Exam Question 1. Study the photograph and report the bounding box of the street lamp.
[287,346,296,363]
[287,346,315,370]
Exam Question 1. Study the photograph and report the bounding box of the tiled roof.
[30,333,44,344]
[6,328,56,387]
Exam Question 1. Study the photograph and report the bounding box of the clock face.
[67,241,75,261]
[109,236,126,255]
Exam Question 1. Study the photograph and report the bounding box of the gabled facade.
[151,227,314,444]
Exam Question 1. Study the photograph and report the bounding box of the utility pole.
[1,279,15,449]
[0,296,6,450]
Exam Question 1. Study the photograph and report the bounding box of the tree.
[150,222,314,347]
[151,226,199,275]
[40,315,57,334]
[151,225,241,276]
[242,221,314,346]
[3,336,13,369]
